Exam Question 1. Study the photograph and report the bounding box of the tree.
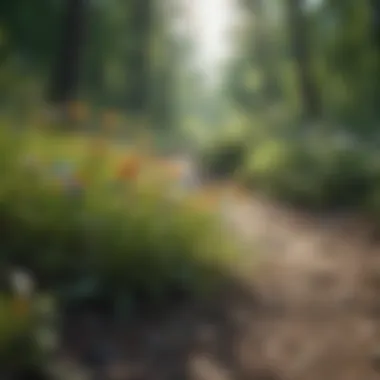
[311,0,378,129]
[48,0,87,113]
[226,0,290,129]
[0,0,181,128]
[285,0,322,121]
[370,0,380,48]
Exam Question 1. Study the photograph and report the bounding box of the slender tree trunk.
[371,0,380,47]
[369,0,380,119]
[149,0,174,130]
[286,0,321,121]
[126,0,152,115]
[48,0,87,121]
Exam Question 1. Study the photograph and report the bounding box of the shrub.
[0,291,60,377]
[240,134,380,212]
[0,294,37,370]
[198,135,248,180]
[0,125,235,313]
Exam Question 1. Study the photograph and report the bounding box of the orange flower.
[117,155,142,180]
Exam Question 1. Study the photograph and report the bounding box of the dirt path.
[56,160,380,380]
[214,184,380,380]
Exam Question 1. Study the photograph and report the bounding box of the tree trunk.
[48,0,87,121]
[371,0,380,47]
[286,0,321,121]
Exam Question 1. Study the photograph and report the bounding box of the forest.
[1,1,380,379]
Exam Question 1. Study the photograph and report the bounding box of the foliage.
[199,139,247,180]
[238,131,380,212]
[204,0,380,215]
[0,294,38,370]
[227,0,380,128]
[0,125,235,309]
[0,291,60,373]
[0,0,177,124]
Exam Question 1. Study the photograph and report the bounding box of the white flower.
[10,268,35,298]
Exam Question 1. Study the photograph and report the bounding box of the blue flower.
[52,161,74,180]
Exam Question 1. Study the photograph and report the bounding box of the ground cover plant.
[0,123,238,370]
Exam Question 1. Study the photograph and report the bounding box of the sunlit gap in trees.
[180,0,238,89]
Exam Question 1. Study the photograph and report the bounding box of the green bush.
[0,126,235,311]
[0,292,60,376]
[199,135,248,180]
[0,294,37,370]
[240,134,380,212]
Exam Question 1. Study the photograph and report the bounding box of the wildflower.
[51,161,74,180]
[116,155,142,181]
[10,268,35,298]
[9,268,34,316]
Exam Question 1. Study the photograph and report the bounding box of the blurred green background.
[1,0,380,376]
